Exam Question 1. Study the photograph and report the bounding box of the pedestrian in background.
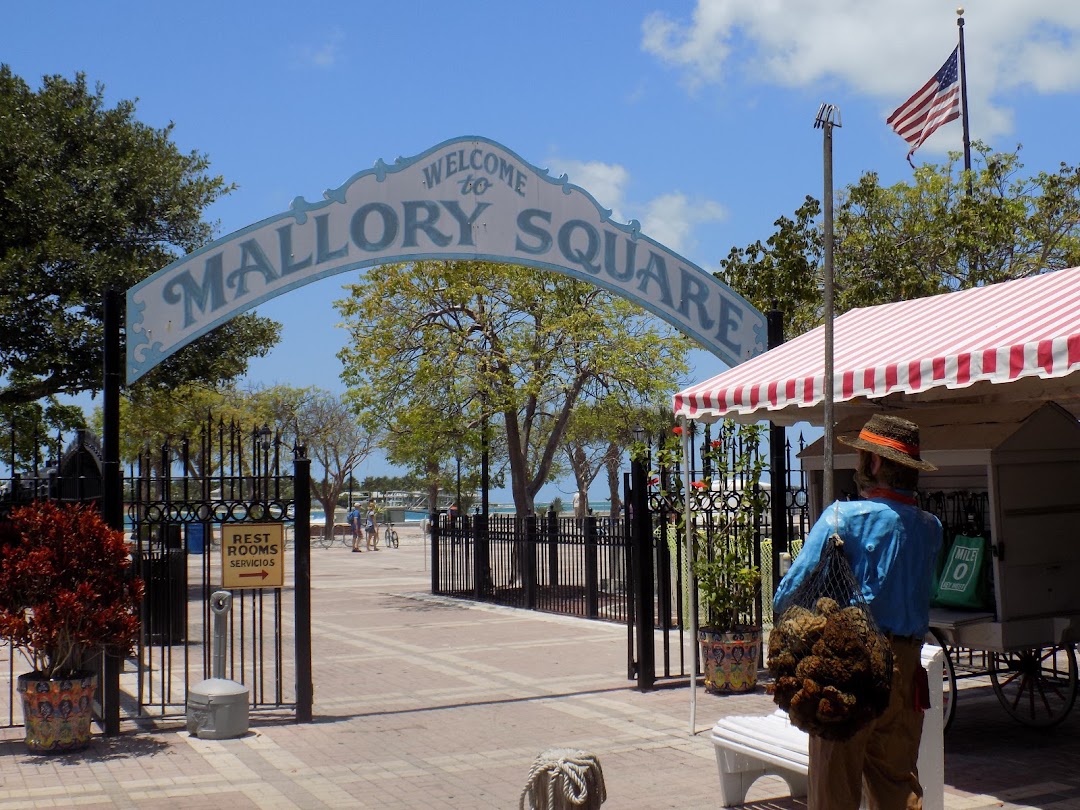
[347,504,362,552]
[365,502,378,550]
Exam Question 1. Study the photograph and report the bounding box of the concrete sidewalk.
[1,527,1079,808]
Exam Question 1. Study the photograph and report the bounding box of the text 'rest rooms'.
[224,530,279,568]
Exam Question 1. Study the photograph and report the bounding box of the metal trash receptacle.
[137,547,186,645]
[187,678,249,739]
[187,523,206,555]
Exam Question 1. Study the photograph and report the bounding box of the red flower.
[649,477,659,486]
[672,426,684,435]
[711,440,722,449]
[691,480,706,490]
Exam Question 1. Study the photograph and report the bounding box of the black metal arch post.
[767,307,788,596]
[101,288,123,735]
[630,446,654,691]
[293,449,313,723]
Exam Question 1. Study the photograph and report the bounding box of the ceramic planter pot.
[17,672,97,754]
[699,628,761,694]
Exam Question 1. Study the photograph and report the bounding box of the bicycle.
[312,524,335,549]
[383,523,399,549]
[338,524,357,549]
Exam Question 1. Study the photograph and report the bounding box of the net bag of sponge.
[768,535,892,741]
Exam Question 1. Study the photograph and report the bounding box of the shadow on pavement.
[0,731,171,762]
[943,682,1080,807]
[309,684,643,724]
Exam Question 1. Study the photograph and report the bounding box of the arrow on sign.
[238,570,270,580]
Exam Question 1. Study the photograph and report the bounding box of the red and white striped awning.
[674,267,1080,425]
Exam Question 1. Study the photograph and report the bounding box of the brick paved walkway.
[0,526,1078,808]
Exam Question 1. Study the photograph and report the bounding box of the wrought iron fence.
[430,425,813,633]
[0,427,104,518]
[432,511,630,622]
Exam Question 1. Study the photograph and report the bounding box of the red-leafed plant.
[0,501,142,679]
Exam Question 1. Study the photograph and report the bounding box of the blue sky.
[5,1,1080,503]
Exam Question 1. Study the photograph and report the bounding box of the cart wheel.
[989,645,1078,727]
[925,628,956,732]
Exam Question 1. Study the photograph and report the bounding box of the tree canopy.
[267,386,377,536]
[719,144,1080,338]
[0,399,85,473]
[336,260,689,513]
[0,66,279,406]
[94,382,377,535]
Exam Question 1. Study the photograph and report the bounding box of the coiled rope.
[519,748,607,810]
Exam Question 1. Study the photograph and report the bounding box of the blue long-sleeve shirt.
[774,496,943,638]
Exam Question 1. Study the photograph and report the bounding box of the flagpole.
[957,7,973,194]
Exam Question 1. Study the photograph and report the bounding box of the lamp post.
[814,103,841,507]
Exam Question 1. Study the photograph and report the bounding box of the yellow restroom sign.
[221,524,285,589]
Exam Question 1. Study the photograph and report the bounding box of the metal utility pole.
[814,103,841,507]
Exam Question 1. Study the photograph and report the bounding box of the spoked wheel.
[385,526,399,548]
[926,628,957,732]
[989,645,1078,727]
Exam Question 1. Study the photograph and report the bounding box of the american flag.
[887,47,961,165]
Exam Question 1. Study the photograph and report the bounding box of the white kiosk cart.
[800,401,1080,729]
[674,268,1080,730]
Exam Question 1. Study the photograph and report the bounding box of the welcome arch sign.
[126,136,766,383]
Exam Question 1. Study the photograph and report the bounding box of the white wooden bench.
[711,644,945,809]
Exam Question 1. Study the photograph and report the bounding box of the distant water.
[400,502,613,521]
[312,504,614,523]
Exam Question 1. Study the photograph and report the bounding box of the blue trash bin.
[188,523,205,555]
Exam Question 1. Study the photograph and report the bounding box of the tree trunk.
[605,449,622,516]
[425,459,441,517]
[316,496,338,543]
[503,411,534,515]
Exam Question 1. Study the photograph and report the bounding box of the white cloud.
[641,3,736,91]
[545,157,726,256]
[294,30,345,69]
[641,0,1080,142]
[642,192,727,254]
[545,158,631,222]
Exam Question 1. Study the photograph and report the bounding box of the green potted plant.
[0,501,142,753]
[693,527,762,693]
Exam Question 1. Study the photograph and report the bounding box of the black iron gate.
[626,422,812,690]
[125,419,311,723]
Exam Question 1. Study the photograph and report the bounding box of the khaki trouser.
[808,637,925,810]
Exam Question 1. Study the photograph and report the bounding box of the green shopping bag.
[932,534,993,610]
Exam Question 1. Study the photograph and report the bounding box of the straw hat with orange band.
[837,413,937,472]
